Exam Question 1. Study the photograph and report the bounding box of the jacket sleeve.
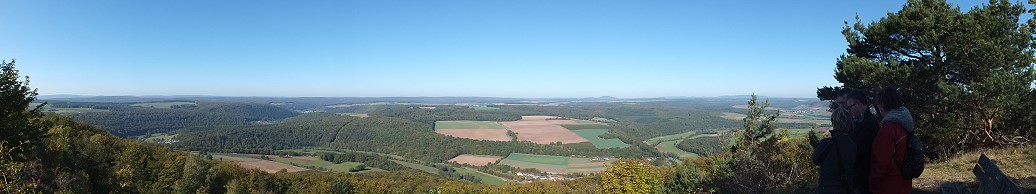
[813,138,832,165]
[870,123,899,181]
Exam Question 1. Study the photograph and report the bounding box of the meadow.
[497,153,608,174]
[571,129,630,149]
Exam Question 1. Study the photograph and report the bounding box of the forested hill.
[174,112,659,162]
[62,102,299,137]
[3,114,607,193]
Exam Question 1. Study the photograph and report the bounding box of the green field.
[268,157,364,172]
[572,129,630,149]
[134,133,177,143]
[391,160,508,185]
[392,160,440,174]
[455,167,508,185]
[434,121,506,129]
[721,112,826,125]
[498,154,607,174]
[643,131,697,145]
[644,131,714,159]
[279,147,406,160]
[656,139,700,159]
[130,101,196,108]
[503,153,569,166]
[208,153,260,162]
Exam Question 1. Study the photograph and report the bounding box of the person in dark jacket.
[813,108,856,194]
[869,87,913,194]
[844,89,880,194]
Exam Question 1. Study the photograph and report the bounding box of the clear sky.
[0,0,990,98]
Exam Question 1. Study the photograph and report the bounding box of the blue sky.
[1,0,990,98]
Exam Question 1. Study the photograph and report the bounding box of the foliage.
[1029,146,1036,163]
[663,153,731,193]
[725,95,817,193]
[675,134,729,156]
[316,151,405,170]
[598,159,665,194]
[817,0,1036,156]
[1,59,46,156]
[0,142,42,193]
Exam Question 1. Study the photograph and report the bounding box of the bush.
[664,154,732,193]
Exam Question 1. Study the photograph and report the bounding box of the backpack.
[897,130,925,179]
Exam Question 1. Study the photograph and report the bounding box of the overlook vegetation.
[4,0,1036,193]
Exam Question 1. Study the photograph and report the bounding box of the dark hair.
[875,86,903,110]
[845,89,869,105]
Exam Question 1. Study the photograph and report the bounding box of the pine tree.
[818,0,1036,155]
[0,59,46,153]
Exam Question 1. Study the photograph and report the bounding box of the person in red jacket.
[870,86,913,193]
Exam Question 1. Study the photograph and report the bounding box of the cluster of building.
[589,156,612,162]
[514,172,574,182]
[155,138,179,144]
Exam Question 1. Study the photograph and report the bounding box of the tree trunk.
[983,118,996,145]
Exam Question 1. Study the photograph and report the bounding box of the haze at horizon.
[0,0,987,98]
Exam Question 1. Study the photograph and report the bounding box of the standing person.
[844,89,880,194]
[813,108,856,194]
[869,87,913,193]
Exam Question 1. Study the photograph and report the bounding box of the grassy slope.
[455,167,509,186]
[572,129,630,149]
[913,147,1036,193]
[504,153,569,166]
[392,160,440,174]
[644,131,697,145]
[267,157,364,172]
[656,140,699,159]
[390,160,509,185]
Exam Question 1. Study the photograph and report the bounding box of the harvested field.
[501,121,588,144]
[276,156,318,163]
[209,153,308,173]
[520,116,560,120]
[435,121,512,141]
[434,118,602,144]
[435,129,512,141]
[448,154,503,166]
[435,121,506,129]
[237,160,308,173]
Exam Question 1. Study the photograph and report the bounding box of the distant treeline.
[63,102,298,136]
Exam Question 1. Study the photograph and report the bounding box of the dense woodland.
[61,102,298,136]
